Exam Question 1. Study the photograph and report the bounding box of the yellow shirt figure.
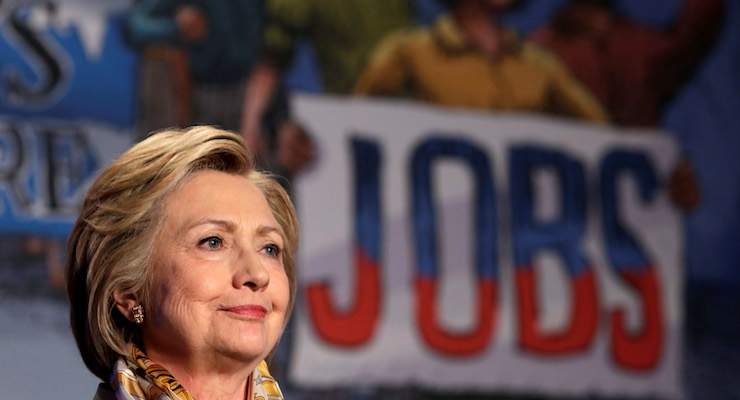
[354,15,609,123]
[262,0,413,94]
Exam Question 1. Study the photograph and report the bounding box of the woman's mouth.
[223,305,267,319]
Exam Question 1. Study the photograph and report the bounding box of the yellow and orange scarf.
[110,344,285,400]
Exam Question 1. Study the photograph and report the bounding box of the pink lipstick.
[223,305,267,319]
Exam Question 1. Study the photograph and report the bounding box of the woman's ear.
[113,288,139,323]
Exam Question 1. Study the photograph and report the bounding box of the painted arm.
[240,62,281,159]
[353,31,411,96]
[656,0,725,101]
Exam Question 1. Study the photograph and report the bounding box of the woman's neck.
[176,369,252,400]
[145,347,258,400]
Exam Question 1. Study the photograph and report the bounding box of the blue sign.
[0,0,137,238]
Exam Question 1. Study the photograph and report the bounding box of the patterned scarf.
[111,344,285,400]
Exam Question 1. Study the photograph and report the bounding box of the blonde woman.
[66,126,297,400]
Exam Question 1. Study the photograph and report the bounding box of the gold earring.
[132,305,144,325]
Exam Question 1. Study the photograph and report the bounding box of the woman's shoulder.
[92,382,115,400]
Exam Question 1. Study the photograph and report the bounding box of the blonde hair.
[66,126,298,381]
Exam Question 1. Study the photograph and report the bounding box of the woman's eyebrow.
[186,218,238,232]
[186,220,283,240]
[257,225,285,241]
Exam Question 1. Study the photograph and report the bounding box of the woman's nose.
[234,250,270,290]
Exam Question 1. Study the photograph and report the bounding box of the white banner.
[290,95,684,399]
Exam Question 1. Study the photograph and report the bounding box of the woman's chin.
[215,333,273,363]
[218,344,271,365]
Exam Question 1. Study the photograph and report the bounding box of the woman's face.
[142,170,289,368]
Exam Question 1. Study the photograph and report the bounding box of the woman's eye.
[264,243,281,257]
[199,236,223,250]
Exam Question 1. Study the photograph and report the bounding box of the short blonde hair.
[66,126,298,382]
